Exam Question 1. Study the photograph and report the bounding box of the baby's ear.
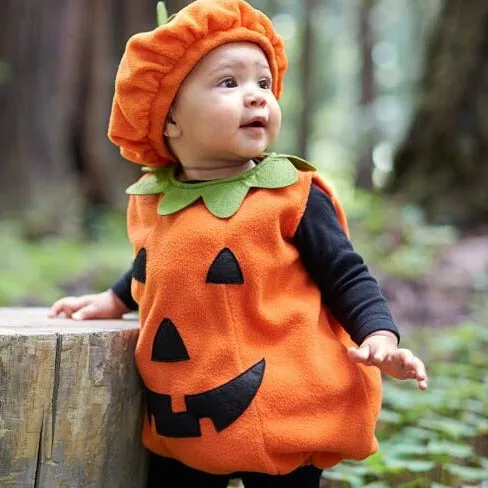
[164,111,181,138]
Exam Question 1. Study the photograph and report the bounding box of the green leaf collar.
[126,153,316,219]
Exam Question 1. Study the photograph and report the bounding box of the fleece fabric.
[126,156,382,475]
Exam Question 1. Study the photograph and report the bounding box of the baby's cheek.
[268,105,282,138]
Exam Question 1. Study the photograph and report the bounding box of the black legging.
[147,454,323,488]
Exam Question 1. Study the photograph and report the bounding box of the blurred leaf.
[426,441,473,458]
[385,458,435,472]
[379,409,403,424]
[321,470,363,488]
[445,464,488,481]
[418,417,477,439]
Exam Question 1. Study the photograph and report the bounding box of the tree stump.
[0,307,148,488]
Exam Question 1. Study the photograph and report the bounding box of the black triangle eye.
[152,318,190,362]
[206,248,244,284]
[133,248,146,283]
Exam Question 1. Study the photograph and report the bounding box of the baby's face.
[165,42,281,167]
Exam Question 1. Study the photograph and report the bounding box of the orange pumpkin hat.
[108,0,288,167]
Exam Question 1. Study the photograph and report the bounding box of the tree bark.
[0,308,147,487]
[386,0,488,230]
[0,0,81,236]
[355,0,376,190]
[298,0,318,159]
[166,0,192,14]
[0,0,154,238]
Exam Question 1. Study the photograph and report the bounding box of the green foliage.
[0,215,131,306]
[322,323,488,487]
[346,190,458,279]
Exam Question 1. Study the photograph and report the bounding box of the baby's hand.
[48,290,130,320]
[347,331,428,390]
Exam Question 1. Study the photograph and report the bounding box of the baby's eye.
[219,77,237,88]
[258,78,272,89]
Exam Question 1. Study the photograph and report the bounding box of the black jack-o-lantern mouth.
[135,247,266,438]
[146,359,265,438]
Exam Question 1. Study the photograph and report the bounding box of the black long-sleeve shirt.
[111,183,400,345]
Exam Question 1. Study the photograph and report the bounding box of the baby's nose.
[244,91,266,107]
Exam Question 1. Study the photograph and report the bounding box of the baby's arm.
[348,331,428,390]
[294,184,427,389]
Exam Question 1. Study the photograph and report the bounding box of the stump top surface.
[0,307,139,335]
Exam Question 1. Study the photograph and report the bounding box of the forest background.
[0,0,487,486]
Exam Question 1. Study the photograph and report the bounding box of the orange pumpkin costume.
[123,155,382,475]
[107,0,383,476]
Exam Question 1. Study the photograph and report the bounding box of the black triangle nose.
[152,318,190,362]
[206,248,244,284]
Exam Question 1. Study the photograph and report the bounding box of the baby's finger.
[48,297,78,318]
[403,357,428,389]
[347,345,372,364]
[72,303,99,321]
[390,348,415,369]
[417,378,428,390]
[47,304,62,318]
[409,356,427,380]
[48,296,94,318]
[369,349,388,365]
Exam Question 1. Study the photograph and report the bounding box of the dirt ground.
[377,235,488,328]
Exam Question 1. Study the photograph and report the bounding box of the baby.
[49,1,427,487]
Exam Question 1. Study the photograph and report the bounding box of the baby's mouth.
[240,116,267,129]
[242,121,264,128]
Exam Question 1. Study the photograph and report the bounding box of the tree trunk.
[166,0,192,14]
[355,0,376,190]
[0,307,147,487]
[0,0,154,238]
[0,0,81,236]
[298,0,318,159]
[386,0,488,230]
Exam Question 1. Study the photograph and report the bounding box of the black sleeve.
[110,267,139,311]
[293,183,400,346]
